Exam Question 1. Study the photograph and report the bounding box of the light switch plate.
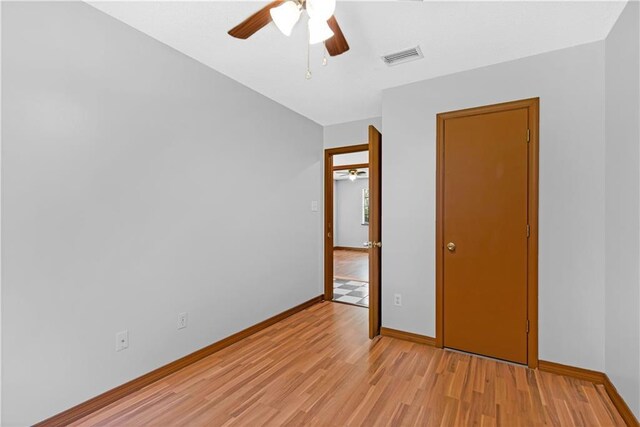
[178,312,188,330]
[311,201,318,212]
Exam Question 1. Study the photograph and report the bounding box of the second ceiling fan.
[228,0,350,57]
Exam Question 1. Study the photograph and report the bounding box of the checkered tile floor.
[333,279,368,308]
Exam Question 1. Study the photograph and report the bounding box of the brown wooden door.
[368,126,382,339]
[442,108,529,364]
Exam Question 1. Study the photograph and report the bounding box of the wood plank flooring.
[72,302,625,426]
[334,249,368,282]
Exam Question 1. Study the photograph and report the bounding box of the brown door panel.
[443,108,529,364]
[369,126,382,339]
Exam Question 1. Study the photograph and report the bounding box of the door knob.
[446,242,456,252]
[373,241,382,248]
[363,242,373,248]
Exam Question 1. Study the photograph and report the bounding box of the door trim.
[333,162,369,171]
[324,143,369,303]
[435,98,539,368]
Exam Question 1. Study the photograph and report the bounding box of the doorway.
[435,98,539,367]
[332,161,370,308]
[325,126,382,338]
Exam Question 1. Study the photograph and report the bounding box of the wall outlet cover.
[116,330,129,352]
[394,294,402,306]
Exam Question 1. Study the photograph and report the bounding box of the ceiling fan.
[228,0,350,77]
[336,169,367,181]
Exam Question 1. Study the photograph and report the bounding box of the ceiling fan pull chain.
[306,24,312,80]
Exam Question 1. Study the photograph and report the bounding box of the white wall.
[334,178,369,248]
[333,151,368,167]
[382,41,607,371]
[324,117,381,149]
[1,3,323,425]
[0,2,3,421]
[605,0,640,418]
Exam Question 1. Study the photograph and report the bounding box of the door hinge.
[526,224,530,238]
[526,129,530,142]
[526,320,530,334]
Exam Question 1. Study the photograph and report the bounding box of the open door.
[368,126,382,338]
[323,128,381,339]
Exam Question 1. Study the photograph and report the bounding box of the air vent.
[382,46,423,66]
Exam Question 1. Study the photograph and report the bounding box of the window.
[362,188,370,225]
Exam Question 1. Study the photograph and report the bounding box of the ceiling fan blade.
[228,0,284,39]
[324,16,349,56]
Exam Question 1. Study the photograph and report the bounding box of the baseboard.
[333,246,368,253]
[603,375,639,427]
[334,275,367,282]
[539,360,639,426]
[380,327,436,346]
[538,360,605,383]
[35,295,324,427]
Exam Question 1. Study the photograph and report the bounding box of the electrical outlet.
[178,312,188,330]
[394,294,402,306]
[116,330,129,352]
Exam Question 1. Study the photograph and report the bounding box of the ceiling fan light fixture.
[348,170,358,181]
[270,1,301,37]
[306,0,336,20]
[308,18,334,45]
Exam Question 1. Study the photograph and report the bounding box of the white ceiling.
[88,1,626,125]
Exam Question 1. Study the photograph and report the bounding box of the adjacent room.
[1,0,639,426]
[332,151,370,307]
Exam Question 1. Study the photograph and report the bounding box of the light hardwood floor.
[72,302,625,426]
[334,248,368,282]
